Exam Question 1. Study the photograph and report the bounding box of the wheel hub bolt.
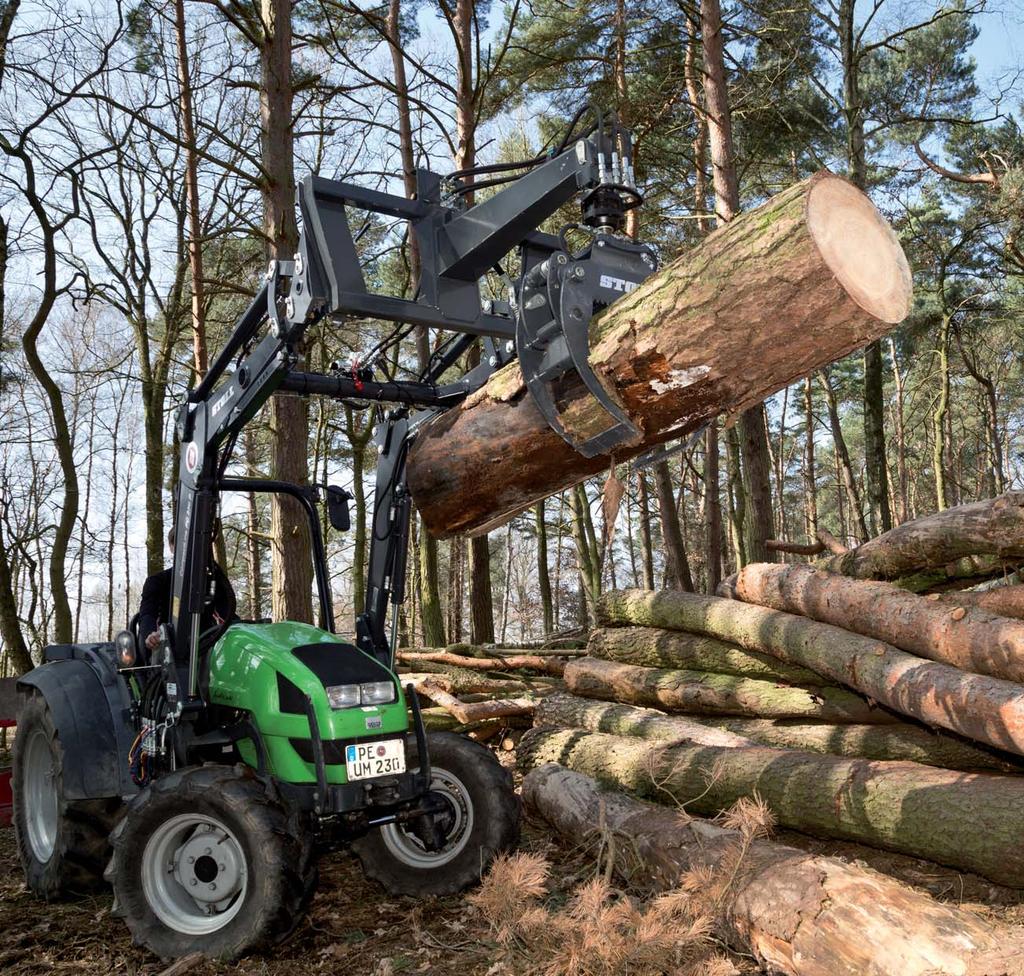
[190,879,197,886]
[188,856,195,864]
[209,883,216,891]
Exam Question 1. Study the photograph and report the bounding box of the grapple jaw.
[516,232,658,458]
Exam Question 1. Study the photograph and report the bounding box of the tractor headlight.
[326,684,360,709]
[325,681,397,709]
[360,681,396,705]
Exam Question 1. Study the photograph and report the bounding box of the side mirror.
[114,630,137,669]
[326,486,352,532]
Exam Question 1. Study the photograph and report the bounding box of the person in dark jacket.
[139,529,176,652]
[138,526,235,652]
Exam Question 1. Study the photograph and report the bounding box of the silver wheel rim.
[380,767,474,869]
[23,729,59,862]
[141,813,248,935]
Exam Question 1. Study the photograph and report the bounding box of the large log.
[408,172,912,537]
[518,727,1024,886]
[589,625,834,685]
[536,693,1023,773]
[817,492,1024,581]
[522,765,1024,976]
[728,562,1024,683]
[564,657,894,723]
[597,589,1024,756]
[942,583,1024,621]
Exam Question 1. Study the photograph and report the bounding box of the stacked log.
[523,765,1024,976]
[396,643,566,738]
[520,564,1024,886]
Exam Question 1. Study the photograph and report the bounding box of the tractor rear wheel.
[352,731,519,896]
[107,764,317,960]
[13,691,119,898]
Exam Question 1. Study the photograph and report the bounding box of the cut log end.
[806,175,913,325]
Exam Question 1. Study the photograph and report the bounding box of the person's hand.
[145,631,160,650]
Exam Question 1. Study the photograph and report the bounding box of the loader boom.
[166,109,653,716]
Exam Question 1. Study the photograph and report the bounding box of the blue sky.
[971,4,1022,95]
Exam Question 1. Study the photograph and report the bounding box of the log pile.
[523,765,1024,976]
[518,520,1024,887]
[395,643,570,740]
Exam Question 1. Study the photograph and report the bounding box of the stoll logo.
[211,386,235,420]
[599,273,640,294]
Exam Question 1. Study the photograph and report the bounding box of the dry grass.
[470,852,729,976]
[468,791,781,976]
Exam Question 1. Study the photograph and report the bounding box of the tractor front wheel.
[352,731,520,896]
[107,765,317,960]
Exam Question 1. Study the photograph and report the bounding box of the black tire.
[107,764,317,961]
[13,691,120,898]
[352,731,520,896]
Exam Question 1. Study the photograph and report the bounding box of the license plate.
[345,739,406,781]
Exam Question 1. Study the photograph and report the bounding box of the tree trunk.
[933,313,951,511]
[652,460,692,590]
[536,693,1022,774]
[535,501,554,634]
[408,173,912,537]
[598,588,1024,756]
[518,727,1024,886]
[522,765,1024,976]
[818,491,1024,581]
[704,421,722,593]
[725,424,746,567]
[730,561,1024,684]
[818,367,868,544]
[863,341,891,534]
[802,376,818,539]
[261,0,312,624]
[941,583,1024,620]
[588,626,832,685]
[636,471,655,589]
[564,657,891,723]
[172,0,207,379]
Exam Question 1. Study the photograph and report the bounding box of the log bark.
[522,764,1024,976]
[941,583,1024,621]
[518,727,1024,886]
[413,679,536,724]
[598,589,1024,756]
[399,669,558,696]
[565,657,893,723]
[536,693,1023,773]
[817,492,1024,581]
[408,172,912,538]
[589,625,833,685]
[396,649,567,676]
[729,562,1024,684]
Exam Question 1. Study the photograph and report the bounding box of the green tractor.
[12,109,652,960]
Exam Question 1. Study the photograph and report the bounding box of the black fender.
[17,645,138,800]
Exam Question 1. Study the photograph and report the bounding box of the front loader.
[12,104,656,960]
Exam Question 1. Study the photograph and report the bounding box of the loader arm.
[166,110,653,714]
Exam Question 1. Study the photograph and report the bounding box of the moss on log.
[536,693,1023,773]
[588,625,833,685]
[598,588,1024,756]
[731,562,1024,683]
[564,657,893,723]
[408,172,911,538]
[523,764,1024,976]
[518,727,1024,886]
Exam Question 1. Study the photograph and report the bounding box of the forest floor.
[1,745,1023,975]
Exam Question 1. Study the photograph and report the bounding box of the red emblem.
[377,745,386,757]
